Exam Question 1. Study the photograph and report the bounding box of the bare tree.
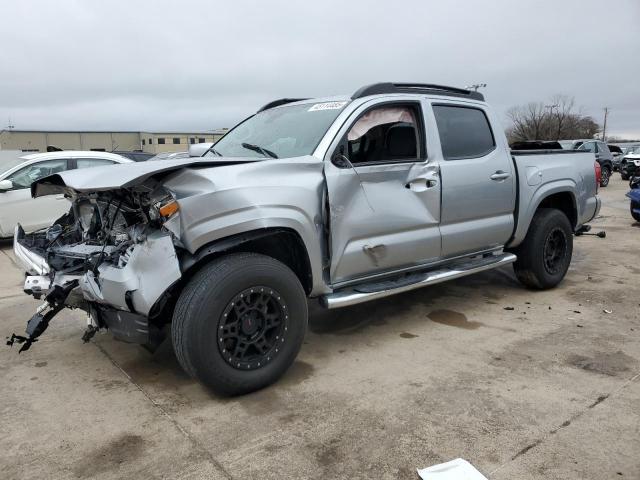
[506,95,601,143]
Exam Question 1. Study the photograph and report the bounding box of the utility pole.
[545,104,559,139]
[602,107,609,141]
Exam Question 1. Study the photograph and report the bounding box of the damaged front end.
[9,181,183,352]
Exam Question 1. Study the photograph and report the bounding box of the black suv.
[560,140,614,187]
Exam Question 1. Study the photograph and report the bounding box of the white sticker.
[308,101,348,112]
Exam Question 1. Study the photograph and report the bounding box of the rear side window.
[579,142,596,153]
[433,105,495,160]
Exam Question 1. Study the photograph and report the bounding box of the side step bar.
[320,252,517,309]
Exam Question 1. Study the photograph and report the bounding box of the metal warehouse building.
[0,129,228,154]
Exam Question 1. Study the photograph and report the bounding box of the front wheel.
[171,253,308,396]
[513,208,573,290]
[600,166,610,187]
[631,202,640,222]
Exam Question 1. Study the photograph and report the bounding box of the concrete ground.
[1,176,638,480]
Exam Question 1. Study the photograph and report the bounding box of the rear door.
[431,102,516,257]
[1,158,71,232]
[324,98,442,285]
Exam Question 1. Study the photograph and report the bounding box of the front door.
[324,101,442,285]
[1,158,71,233]
[432,102,516,257]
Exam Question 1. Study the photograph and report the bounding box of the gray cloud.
[1,0,639,137]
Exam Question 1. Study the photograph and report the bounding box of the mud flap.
[6,280,79,353]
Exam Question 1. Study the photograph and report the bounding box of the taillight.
[594,161,601,191]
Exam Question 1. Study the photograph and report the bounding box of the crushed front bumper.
[14,225,50,276]
[11,226,183,349]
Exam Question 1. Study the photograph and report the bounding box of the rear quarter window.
[433,105,495,160]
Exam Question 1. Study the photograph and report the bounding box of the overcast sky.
[1,0,639,138]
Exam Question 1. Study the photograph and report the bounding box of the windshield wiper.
[241,143,278,159]
[203,146,222,157]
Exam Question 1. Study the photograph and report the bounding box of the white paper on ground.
[417,458,489,480]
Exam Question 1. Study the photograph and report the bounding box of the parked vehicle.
[510,140,563,150]
[113,151,155,162]
[10,83,601,395]
[0,151,131,237]
[560,139,613,187]
[626,176,640,222]
[608,144,624,171]
[620,146,640,180]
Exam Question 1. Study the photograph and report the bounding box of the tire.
[631,202,640,222]
[599,166,610,187]
[513,208,573,290]
[171,253,308,396]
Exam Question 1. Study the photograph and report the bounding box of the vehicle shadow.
[114,266,521,401]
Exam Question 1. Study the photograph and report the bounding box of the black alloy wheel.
[543,227,568,275]
[218,286,288,370]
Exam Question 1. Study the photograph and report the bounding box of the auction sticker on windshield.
[308,101,348,112]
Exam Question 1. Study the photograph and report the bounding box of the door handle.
[405,178,438,192]
[490,171,511,181]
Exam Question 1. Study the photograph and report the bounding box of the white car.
[0,151,131,237]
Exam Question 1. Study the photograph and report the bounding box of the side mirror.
[0,179,13,192]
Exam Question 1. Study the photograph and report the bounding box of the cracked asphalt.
[1,176,638,479]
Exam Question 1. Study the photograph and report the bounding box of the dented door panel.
[326,161,441,284]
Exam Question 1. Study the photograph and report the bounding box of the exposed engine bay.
[9,182,183,352]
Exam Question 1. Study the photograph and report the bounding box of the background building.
[0,129,228,154]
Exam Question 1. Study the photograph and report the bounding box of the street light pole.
[602,107,609,141]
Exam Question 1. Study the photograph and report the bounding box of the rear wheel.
[600,166,610,187]
[513,208,573,290]
[171,253,308,395]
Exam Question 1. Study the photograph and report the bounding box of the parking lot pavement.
[1,177,638,480]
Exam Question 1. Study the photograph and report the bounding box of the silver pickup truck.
[10,83,601,395]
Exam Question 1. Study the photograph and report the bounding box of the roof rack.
[258,98,309,113]
[352,83,484,101]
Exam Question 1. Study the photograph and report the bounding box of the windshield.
[0,154,28,175]
[206,101,348,159]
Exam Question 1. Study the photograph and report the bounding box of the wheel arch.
[181,227,314,295]
[508,184,578,248]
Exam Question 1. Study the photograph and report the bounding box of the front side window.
[76,158,115,169]
[433,105,495,160]
[344,105,420,164]
[208,102,348,159]
[6,159,68,189]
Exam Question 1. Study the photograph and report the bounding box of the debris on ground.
[504,307,514,311]
[417,458,488,479]
[603,309,613,314]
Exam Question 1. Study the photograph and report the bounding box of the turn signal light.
[159,200,179,218]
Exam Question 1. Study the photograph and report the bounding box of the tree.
[506,95,601,143]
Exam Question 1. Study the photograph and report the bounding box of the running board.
[320,252,517,309]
